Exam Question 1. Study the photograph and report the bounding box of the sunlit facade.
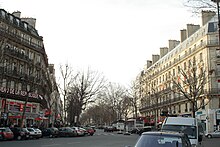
[138,11,220,133]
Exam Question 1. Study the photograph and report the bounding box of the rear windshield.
[162,125,197,139]
[135,134,182,147]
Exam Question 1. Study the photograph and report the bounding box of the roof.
[164,117,196,126]
[142,131,185,137]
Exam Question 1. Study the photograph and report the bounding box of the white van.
[161,117,203,147]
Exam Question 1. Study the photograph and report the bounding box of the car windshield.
[135,134,183,147]
[22,128,29,132]
[162,125,197,139]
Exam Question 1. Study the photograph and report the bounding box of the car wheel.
[207,134,212,138]
[90,133,93,136]
[17,136,22,140]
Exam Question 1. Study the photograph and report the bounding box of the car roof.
[142,131,185,137]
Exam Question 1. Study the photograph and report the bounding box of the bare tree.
[58,64,76,125]
[128,81,141,118]
[67,68,106,125]
[183,0,216,14]
[171,60,210,118]
[102,82,128,121]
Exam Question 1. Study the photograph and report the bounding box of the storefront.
[0,98,40,127]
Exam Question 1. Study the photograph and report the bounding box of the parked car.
[205,130,220,138]
[10,127,30,140]
[104,126,114,132]
[59,127,77,137]
[138,126,155,135]
[84,127,95,136]
[71,127,85,136]
[41,127,59,138]
[134,131,192,147]
[0,127,14,140]
[130,128,140,134]
[27,128,41,139]
[34,128,42,138]
[79,127,88,136]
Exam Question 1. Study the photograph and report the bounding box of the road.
[0,129,220,147]
[201,137,220,147]
[0,129,139,147]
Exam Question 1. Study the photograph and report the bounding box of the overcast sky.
[0,0,201,86]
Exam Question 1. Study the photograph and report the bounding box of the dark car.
[0,127,14,141]
[104,126,114,132]
[59,127,77,137]
[138,126,155,135]
[134,131,192,147]
[10,127,30,140]
[42,127,59,138]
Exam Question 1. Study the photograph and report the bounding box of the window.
[216,49,220,58]
[36,54,41,63]
[193,56,196,65]
[173,69,175,76]
[184,62,186,70]
[188,59,191,68]
[217,64,220,75]
[178,66,180,73]
[29,51,34,60]
[200,53,203,62]
[19,64,24,74]
[185,103,188,112]
[10,81,14,89]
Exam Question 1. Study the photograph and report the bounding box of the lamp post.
[20,85,30,128]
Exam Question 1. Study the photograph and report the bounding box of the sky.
[0,0,201,86]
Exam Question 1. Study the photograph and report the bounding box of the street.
[0,130,220,147]
[0,129,139,147]
[201,137,220,147]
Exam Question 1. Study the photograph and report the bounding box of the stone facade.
[138,11,220,133]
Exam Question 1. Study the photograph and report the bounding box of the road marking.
[41,144,60,147]
[67,142,81,144]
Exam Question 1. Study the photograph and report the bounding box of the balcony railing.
[0,27,44,52]
[139,88,220,112]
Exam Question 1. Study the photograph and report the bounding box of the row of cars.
[0,126,95,141]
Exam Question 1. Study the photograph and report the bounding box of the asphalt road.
[0,130,220,147]
[0,130,139,147]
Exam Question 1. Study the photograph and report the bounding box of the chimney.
[168,40,180,51]
[180,29,187,42]
[202,10,216,26]
[12,11,21,18]
[21,18,36,28]
[187,24,200,37]
[152,54,160,64]
[160,47,169,58]
[146,60,152,69]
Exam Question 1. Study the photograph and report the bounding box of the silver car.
[134,131,192,147]
[206,130,220,138]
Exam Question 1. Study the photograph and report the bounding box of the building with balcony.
[138,11,220,133]
[0,9,53,127]
[48,64,63,127]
